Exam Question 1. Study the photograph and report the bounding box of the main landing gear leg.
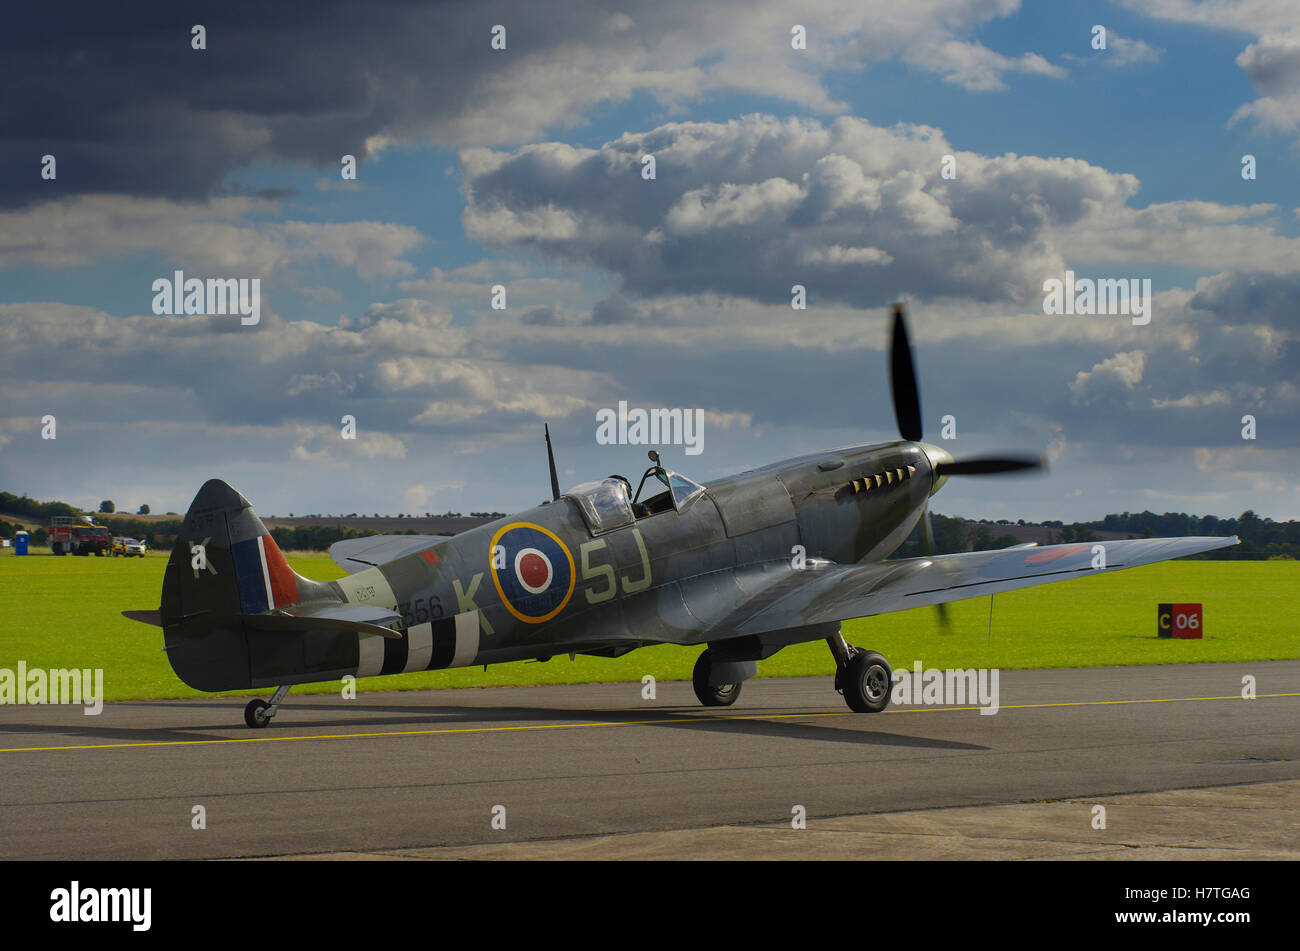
[826,630,892,713]
[244,685,291,729]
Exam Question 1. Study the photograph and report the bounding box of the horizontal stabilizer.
[122,609,162,626]
[329,534,445,573]
[242,602,404,639]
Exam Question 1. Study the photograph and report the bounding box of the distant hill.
[260,514,492,535]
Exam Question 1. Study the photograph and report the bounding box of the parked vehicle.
[48,516,111,556]
[112,536,147,557]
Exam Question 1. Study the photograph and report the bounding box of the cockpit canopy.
[564,468,704,535]
[565,478,635,535]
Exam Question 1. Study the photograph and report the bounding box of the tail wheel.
[692,649,742,707]
[842,650,893,713]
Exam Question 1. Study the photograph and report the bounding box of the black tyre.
[692,649,742,707]
[842,650,893,713]
[244,698,271,729]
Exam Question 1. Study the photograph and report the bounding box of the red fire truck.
[48,515,112,556]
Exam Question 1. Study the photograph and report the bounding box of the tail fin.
[161,478,319,626]
[149,479,340,691]
[128,479,405,692]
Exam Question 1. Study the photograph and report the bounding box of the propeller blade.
[935,455,1045,477]
[935,598,953,634]
[921,507,953,634]
[889,303,923,443]
[545,424,561,501]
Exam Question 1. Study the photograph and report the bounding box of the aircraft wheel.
[842,650,892,713]
[244,699,272,729]
[692,649,742,707]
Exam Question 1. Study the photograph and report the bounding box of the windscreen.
[668,472,704,508]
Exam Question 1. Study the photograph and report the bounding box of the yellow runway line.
[0,692,1295,755]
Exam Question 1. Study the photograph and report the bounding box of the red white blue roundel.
[488,522,576,623]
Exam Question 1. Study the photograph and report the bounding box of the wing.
[706,535,1239,639]
[328,535,445,573]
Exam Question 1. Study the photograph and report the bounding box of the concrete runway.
[1,661,1296,860]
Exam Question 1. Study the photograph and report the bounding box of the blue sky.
[1,0,1297,522]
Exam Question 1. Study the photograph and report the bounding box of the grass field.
[0,546,1295,701]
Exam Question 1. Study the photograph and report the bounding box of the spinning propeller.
[886,303,1046,631]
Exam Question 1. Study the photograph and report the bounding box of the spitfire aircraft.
[126,305,1237,727]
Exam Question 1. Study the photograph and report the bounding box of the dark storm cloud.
[3,0,1069,209]
[4,1,481,207]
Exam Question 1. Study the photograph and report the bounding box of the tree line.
[3,489,1294,557]
[0,491,456,551]
[894,509,1297,559]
